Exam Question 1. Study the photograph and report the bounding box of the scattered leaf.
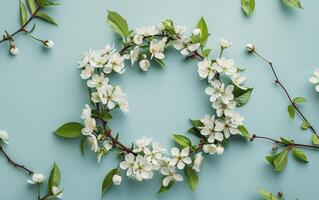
[293,97,305,103]
[107,10,130,38]
[102,168,118,194]
[26,0,37,14]
[274,148,289,171]
[197,17,209,47]
[48,162,61,191]
[233,86,253,107]
[19,0,27,26]
[241,0,255,16]
[292,148,308,162]
[238,125,250,138]
[36,11,58,25]
[312,134,319,145]
[301,121,310,130]
[54,122,83,138]
[282,0,303,9]
[172,134,192,148]
[287,105,295,119]
[184,167,198,191]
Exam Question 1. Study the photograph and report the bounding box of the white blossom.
[203,144,217,155]
[173,37,200,56]
[223,110,244,138]
[197,58,215,80]
[10,45,18,55]
[136,26,159,37]
[112,174,122,185]
[81,104,92,120]
[309,68,319,92]
[139,59,150,71]
[219,39,231,49]
[231,72,246,86]
[27,173,45,184]
[120,153,135,177]
[193,153,204,172]
[174,25,187,36]
[205,80,234,104]
[144,142,166,170]
[200,115,225,143]
[212,100,236,117]
[104,52,125,74]
[246,43,255,53]
[81,117,96,135]
[0,130,9,144]
[87,134,98,152]
[169,147,192,169]
[150,37,167,59]
[51,186,63,198]
[213,57,237,76]
[87,73,109,89]
[134,137,152,153]
[43,40,54,48]
[133,34,143,45]
[132,155,153,181]
[161,166,183,187]
[78,50,95,68]
[192,28,201,36]
[80,65,94,80]
[130,46,140,66]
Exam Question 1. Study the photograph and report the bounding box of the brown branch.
[0,146,34,175]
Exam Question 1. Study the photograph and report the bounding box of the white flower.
[161,166,183,187]
[87,73,109,89]
[134,137,152,153]
[174,25,187,36]
[133,34,143,45]
[205,80,234,104]
[100,44,116,57]
[193,153,204,172]
[119,100,129,113]
[203,144,217,155]
[51,186,63,198]
[78,50,95,68]
[200,115,225,143]
[81,117,96,135]
[216,144,224,155]
[92,53,107,68]
[120,153,135,177]
[130,46,140,66]
[104,52,125,74]
[136,26,159,37]
[10,45,18,55]
[169,147,192,169]
[150,37,167,59]
[213,57,237,76]
[27,173,45,184]
[309,68,319,92]
[0,130,9,144]
[112,174,122,185]
[80,65,94,80]
[43,40,54,48]
[144,142,166,170]
[197,58,215,80]
[173,37,200,56]
[212,100,236,117]
[246,43,255,53]
[139,59,150,71]
[81,104,91,120]
[192,28,201,36]
[219,39,231,49]
[132,155,153,181]
[231,72,246,86]
[223,110,244,138]
[87,134,98,152]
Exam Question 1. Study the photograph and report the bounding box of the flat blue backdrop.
[1,0,319,199]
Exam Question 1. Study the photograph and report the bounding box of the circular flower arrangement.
[54,11,252,195]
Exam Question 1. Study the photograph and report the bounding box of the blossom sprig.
[54,10,253,196]
[241,0,303,17]
[0,0,58,56]
[246,44,319,144]
[0,130,63,200]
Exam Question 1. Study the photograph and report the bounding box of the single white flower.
[81,104,92,120]
[223,110,244,138]
[203,144,217,155]
[81,117,96,135]
[219,38,231,49]
[0,130,9,144]
[133,155,153,181]
[130,46,140,66]
[213,57,236,76]
[10,45,18,55]
[133,34,143,45]
[169,147,192,169]
[80,65,94,80]
[78,50,95,68]
[174,25,187,36]
[51,186,63,198]
[43,40,54,48]
[134,137,152,153]
[87,134,98,152]
[144,142,166,170]
[161,166,183,187]
[246,43,255,53]
[197,58,215,80]
[112,174,122,185]
[87,73,109,89]
[216,144,224,155]
[150,37,167,60]
[100,44,116,58]
[136,26,159,37]
[104,52,125,74]
[193,153,204,172]
[27,173,45,184]
[205,80,234,104]
[120,153,135,177]
[119,100,129,113]
[200,115,225,143]
[212,100,236,117]
[231,72,246,86]
[92,52,107,68]
[309,68,319,92]
[192,28,201,36]
[173,37,200,56]
[139,59,150,71]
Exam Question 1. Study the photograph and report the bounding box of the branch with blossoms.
[0,0,58,56]
[0,130,63,200]
[54,10,254,195]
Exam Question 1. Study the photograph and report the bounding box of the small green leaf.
[172,134,192,148]
[184,167,198,191]
[301,121,310,130]
[54,122,83,138]
[80,137,86,155]
[19,0,27,26]
[48,162,61,191]
[241,0,255,16]
[102,168,118,194]
[292,148,308,162]
[197,17,209,47]
[238,125,250,138]
[287,105,295,119]
[293,97,305,103]
[190,119,203,128]
[154,58,166,68]
[26,0,37,14]
[282,0,303,9]
[312,134,319,145]
[161,19,176,35]
[107,10,130,38]
[35,11,58,25]
[280,137,294,145]
[258,188,279,200]
[37,0,59,7]
[233,86,253,107]
[158,179,174,193]
[188,127,202,138]
[100,109,112,121]
[266,153,280,166]
[201,48,211,57]
[274,148,289,171]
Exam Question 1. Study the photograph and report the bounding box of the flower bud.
[192,153,204,172]
[112,174,122,185]
[219,38,231,49]
[0,130,9,144]
[43,40,54,48]
[246,43,255,53]
[10,45,18,55]
[192,28,201,36]
[27,173,45,184]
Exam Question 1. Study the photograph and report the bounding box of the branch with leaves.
[0,130,63,200]
[0,0,59,56]
[241,0,303,17]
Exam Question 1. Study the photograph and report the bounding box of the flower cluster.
[309,68,319,92]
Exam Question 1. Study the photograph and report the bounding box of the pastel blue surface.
[1,0,319,199]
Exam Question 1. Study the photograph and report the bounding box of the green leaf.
[280,137,294,145]
[258,188,279,200]
[301,121,310,130]
[201,48,211,57]
[241,0,255,16]
[100,109,112,121]
[188,127,202,138]
[197,17,209,47]
[35,11,58,25]
[287,105,295,119]
[158,179,174,193]
[54,122,83,139]
[233,86,253,107]
[282,0,303,9]
[312,134,319,145]
[184,167,198,191]
[172,134,192,148]
[190,119,203,128]
[48,162,61,191]
[26,0,37,14]
[80,137,86,155]
[161,19,176,35]
[37,0,59,7]
[154,58,166,68]
[293,97,305,103]
[266,153,280,166]
[107,10,130,38]
[102,168,118,194]
[238,125,250,138]
[292,148,308,162]
[274,148,289,171]
[19,0,27,26]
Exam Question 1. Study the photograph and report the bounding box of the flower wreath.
[54,11,253,195]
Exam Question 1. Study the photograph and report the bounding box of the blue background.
[0,0,319,199]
